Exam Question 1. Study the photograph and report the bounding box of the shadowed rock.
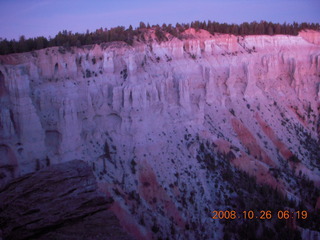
[0,160,131,240]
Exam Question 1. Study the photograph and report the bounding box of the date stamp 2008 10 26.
[211,210,308,220]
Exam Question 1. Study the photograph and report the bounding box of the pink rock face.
[0,29,319,239]
[299,30,320,45]
[231,117,274,167]
[255,112,293,160]
[138,161,185,228]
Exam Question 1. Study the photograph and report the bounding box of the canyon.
[0,29,319,239]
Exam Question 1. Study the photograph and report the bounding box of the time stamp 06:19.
[212,210,308,220]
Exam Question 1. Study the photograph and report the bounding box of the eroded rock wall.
[0,29,319,239]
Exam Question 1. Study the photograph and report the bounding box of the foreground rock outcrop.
[0,29,319,239]
[0,160,131,240]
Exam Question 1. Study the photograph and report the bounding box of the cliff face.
[0,29,319,239]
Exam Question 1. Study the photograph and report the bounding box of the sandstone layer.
[0,160,131,240]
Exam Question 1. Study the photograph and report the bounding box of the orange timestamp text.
[211,210,308,220]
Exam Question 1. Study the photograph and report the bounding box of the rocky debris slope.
[0,29,319,239]
[0,160,131,240]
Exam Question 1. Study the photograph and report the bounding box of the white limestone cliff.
[0,29,319,239]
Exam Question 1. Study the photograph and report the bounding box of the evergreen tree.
[139,21,146,29]
[18,35,28,53]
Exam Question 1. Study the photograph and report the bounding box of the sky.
[0,0,319,40]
